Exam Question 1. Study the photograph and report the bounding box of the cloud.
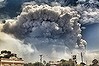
[0,0,5,8]
[0,0,4,2]
[75,0,99,24]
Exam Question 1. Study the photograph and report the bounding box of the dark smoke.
[2,5,86,52]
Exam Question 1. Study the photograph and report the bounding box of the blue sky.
[82,23,99,50]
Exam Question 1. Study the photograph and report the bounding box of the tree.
[33,62,44,66]
[90,59,99,66]
[60,59,66,63]
[46,63,51,66]
[43,60,47,65]
[24,63,33,66]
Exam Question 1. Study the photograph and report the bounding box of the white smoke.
[0,24,39,62]
[78,0,86,2]
[84,50,99,64]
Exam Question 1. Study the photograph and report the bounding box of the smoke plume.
[0,4,87,62]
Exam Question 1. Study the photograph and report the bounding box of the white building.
[0,58,24,66]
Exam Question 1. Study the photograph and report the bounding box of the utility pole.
[80,52,86,66]
[81,52,83,63]
[40,55,43,63]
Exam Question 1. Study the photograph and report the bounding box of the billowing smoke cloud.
[0,0,99,64]
[75,0,99,24]
[0,4,87,62]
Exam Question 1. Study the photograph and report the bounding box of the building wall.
[0,59,24,66]
[1,63,24,66]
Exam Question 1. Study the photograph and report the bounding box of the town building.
[0,50,24,66]
[49,61,61,66]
